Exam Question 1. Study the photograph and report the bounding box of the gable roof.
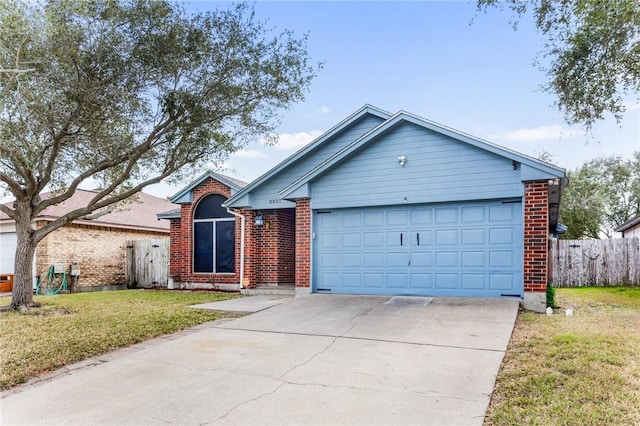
[615,214,640,233]
[223,104,392,208]
[170,171,248,204]
[0,189,177,233]
[279,109,566,199]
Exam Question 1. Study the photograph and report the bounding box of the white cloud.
[320,105,330,114]
[232,149,266,159]
[272,130,324,150]
[488,125,575,143]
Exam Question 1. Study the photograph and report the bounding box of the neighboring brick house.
[162,105,567,312]
[0,189,176,291]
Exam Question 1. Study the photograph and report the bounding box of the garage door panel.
[409,230,433,247]
[342,273,361,287]
[387,252,408,267]
[410,208,432,225]
[364,211,384,226]
[461,274,485,290]
[435,273,458,289]
[318,213,340,229]
[320,253,340,268]
[489,251,515,268]
[489,274,517,290]
[489,228,515,245]
[342,233,361,247]
[341,212,362,228]
[386,231,404,247]
[363,232,384,247]
[318,272,340,288]
[489,204,515,221]
[461,251,486,268]
[461,206,485,223]
[410,273,433,288]
[410,251,432,267]
[363,252,384,267]
[314,200,522,297]
[363,273,384,288]
[435,252,459,267]
[386,209,409,226]
[435,207,458,224]
[342,253,361,267]
[386,273,409,288]
[461,228,485,245]
[435,229,458,245]
[320,233,340,248]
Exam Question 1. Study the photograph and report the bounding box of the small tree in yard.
[0,0,317,311]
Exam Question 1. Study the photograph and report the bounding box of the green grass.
[0,290,240,390]
[485,287,640,426]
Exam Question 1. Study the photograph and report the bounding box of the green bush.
[546,282,556,308]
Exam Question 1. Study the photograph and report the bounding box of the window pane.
[215,220,235,273]
[194,194,232,219]
[194,222,213,273]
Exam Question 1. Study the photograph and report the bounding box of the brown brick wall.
[168,178,240,286]
[295,199,311,288]
[255,209,295,285]
[35,221,167,288]
[524,181,549,292]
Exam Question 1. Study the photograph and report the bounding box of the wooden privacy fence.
[550,238,640,287]
[126,239,169,288]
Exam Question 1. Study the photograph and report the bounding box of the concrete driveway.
[1,295,518,425]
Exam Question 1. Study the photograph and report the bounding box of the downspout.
[226,208,245,289]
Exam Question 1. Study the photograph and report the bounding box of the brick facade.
[35,221,167,289]
[295,199,311,288]
[255,209,295,286]
[168,177,239,287]
[168,178,296,289]
[523,181,549,292]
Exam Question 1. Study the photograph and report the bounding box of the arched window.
[193,194,235,273]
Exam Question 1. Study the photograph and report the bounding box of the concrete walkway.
[189,294,293,313]
[1,294,518,425]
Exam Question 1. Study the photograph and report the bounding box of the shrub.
[546,282,556,308]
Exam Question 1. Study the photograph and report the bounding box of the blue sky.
[147,1,639,197]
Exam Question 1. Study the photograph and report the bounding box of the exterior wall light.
[397,155,407,167]
[254,215,264,226]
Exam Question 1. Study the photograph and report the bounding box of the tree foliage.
[477,0,640,129]
[0,0,317,310]
[560,152,640,239]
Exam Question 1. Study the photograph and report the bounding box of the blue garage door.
[314,200,523,298]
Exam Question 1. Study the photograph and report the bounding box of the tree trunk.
[10,212,38,311]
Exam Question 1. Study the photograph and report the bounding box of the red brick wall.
[524,181,549,292]
[254,209,295,285]
[169,178,240,286]
[278,209,296,284]
[295,199,311,288]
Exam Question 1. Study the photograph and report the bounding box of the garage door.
[0,232,17,274]
[314,200,523,298]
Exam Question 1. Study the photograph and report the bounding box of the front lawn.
[0,290,239,390]
[485,287,640,425]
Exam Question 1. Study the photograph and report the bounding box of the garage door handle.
[417,233,420,246]
[400,233,403,246]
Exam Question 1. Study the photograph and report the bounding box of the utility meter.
[70,263,81,276]
[54,262,65,274]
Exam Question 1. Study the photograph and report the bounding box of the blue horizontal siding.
[248,115,385,210]
[310,122,524,209]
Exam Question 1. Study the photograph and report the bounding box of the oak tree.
[0,0,317,310]
[478,0,640,129]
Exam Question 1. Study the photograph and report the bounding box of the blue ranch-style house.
[160,105,567,312]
